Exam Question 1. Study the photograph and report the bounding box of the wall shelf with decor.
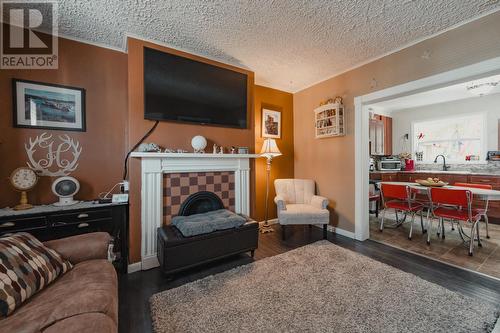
[314,103,345,138]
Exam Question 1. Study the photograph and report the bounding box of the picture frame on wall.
[12,79,86,132]
[262,108,281,138]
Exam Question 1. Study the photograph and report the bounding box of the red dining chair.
[429,187,482,256]
[454,182,492,239]
[380,184,425,240]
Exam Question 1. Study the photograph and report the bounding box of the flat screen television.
[144,47,248,129]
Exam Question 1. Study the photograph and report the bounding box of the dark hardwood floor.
[118,224,500,333]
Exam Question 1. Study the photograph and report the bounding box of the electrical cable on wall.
[123,120,159,180]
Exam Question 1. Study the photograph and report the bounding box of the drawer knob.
[77,213,89,219]
[0,222,15,228]
[77,223,89,228]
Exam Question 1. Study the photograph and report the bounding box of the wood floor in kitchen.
[370,211,500,279]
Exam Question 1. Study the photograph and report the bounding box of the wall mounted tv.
[144,47,249,129]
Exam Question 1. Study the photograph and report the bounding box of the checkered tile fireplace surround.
[131,152,257,270]
[163,172,236,224]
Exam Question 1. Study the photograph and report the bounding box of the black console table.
[0,201,129,274]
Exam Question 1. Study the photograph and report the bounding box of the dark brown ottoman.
[157,217,259,276]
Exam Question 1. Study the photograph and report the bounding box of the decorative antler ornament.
[25,132,82,177]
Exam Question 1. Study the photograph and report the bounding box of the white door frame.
[354,56,500,241]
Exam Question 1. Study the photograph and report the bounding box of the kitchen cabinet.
[380,173,398,182]
[369,115,392,155]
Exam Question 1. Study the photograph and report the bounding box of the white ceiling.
[57,1,500,92]
[367,74,500,114]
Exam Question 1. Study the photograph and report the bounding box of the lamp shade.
[260,138,282,159]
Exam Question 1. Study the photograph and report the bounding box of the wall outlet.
[121,180,129,193]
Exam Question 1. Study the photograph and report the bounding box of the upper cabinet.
[369,114,392,155]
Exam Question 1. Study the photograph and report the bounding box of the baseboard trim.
[127,262,142,274]
[141,256,160,270]
[329,226,356,239]
[311,224,355,239]
[258,218,278,227]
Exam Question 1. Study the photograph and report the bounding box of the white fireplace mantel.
[131,152,259,270]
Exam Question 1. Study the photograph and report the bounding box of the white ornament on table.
[25,132,82,177]
[191,135,207,153]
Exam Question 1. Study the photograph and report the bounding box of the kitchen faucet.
[434,155,450,171]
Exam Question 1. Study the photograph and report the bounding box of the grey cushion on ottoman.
[171,209,247,237]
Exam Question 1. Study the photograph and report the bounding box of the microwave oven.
[377,159,401,171]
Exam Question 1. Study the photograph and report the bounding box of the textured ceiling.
[57,0,500,92]
[369,74,500,113]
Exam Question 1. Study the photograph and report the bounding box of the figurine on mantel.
[230,146,236,154]
[219,146,224,154]
[191,135,207,153]
[213,144,218,154]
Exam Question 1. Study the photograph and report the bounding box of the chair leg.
[425,208,430,231]
[281,225,286,241]
[323,224,328,239]
[451,219,455,231]
[484,215,490,239]
[379,208,386,232]
[437,218,441,236]
[469,221,477,256]
[408,212,415,240]
[427,217,432,245]
[420,211,426,234]
[375,200,379,218]
[476,221,482,247]
[441,218,445,239]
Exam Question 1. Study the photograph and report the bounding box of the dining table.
[377,181,500,243]
[378,181,500,201]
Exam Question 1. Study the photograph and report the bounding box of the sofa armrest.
[44,232,111,265]
[274,195,287,211]
[311,195,329,209]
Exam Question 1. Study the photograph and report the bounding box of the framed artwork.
[262,108,281,138]
[12,79,86,132]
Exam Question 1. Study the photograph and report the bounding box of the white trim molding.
[354,56,500,242]
[131,152,258,270]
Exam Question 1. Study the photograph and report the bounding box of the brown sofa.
[0,232,118,333]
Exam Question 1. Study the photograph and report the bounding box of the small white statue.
[213,144,218,154]
[219,146,224,154]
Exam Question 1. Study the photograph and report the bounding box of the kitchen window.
[412,114,486,164]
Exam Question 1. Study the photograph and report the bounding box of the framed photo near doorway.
[12,79,86,132]
[262,108,281,138]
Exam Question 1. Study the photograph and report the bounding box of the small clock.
[9,167,38,210]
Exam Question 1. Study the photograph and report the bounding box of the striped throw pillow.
[0,233,72,317]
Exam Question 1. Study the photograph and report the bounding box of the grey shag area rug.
[150,241,499,333]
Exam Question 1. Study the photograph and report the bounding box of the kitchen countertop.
[370,170,500,176]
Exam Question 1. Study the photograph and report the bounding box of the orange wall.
[254,86,294,222]
[0,37,128,208]
[1,34,294,265]
[294,11,500,232]
[127,37,260,263]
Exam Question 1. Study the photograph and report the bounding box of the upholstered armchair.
[274,179,330,240]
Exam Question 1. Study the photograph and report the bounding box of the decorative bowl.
[415,179,448,187]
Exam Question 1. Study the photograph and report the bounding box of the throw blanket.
[172,209,247,237]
